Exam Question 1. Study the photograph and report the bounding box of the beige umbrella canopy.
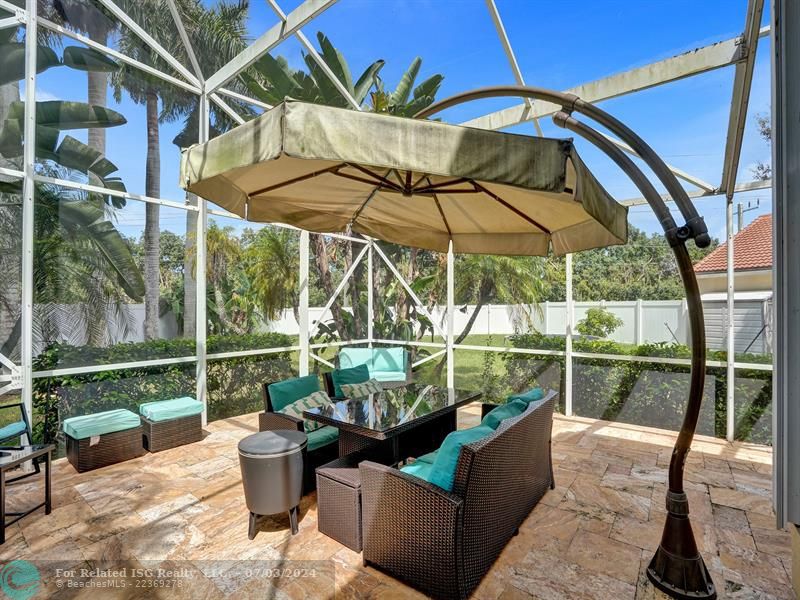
[180,100,627,256]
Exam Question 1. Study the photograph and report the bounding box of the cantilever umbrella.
[179,99,627,255]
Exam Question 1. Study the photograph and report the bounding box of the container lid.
[238,430,307,456]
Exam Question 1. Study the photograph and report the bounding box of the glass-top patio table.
[303,385,481,462]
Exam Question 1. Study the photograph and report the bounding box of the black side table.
[1,444,54,544]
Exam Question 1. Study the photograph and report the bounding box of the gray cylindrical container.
[238,429,307,537]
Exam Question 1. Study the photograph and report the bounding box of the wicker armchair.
[258,382,339,493]
[359,393,556,599]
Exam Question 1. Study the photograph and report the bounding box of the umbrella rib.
[249,165,342,197]
[472,181,552,235]
[344,163,403,192]
[413,177,472,194]
[333,170,402,191]
[426,176,452,237]
[350,169,393,226]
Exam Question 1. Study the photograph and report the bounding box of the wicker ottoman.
[63,409,144,473]
[316,453,366,551]
[139,397,204,453]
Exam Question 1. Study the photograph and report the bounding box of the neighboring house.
[694,214,773,354]
[694,214,773,294]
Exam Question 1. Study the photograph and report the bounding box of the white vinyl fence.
[40,295,770,355]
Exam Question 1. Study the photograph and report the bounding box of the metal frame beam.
[484,0,543,135]
[37,16,201,94]
[205,0,339,93]
[619,178,771,207]
[720,0,766,196]
[96,0,201,88]
[462,27,769,132]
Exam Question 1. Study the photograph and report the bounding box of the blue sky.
[32,0,772,243]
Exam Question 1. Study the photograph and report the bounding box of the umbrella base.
[647,497,716,600]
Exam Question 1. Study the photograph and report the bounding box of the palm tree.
[451,255,550,344]
[0,22,143,356]
[169,0,250,337]
[244,226,300,323]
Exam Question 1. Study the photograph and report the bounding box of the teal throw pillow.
[331,364,370,397]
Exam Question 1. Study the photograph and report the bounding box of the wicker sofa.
[359,393,556,599]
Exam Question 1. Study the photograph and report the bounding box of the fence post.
[367,241,373,348]
[543,301,549,335]
[636,298,643,345]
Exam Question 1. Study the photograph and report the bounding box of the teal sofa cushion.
[427,425,494,492]
[371,348,406,372]
[481,399,527,430]
[338,347,407,381]
[400,460,434,481]
[63,409,140,440]
[139,397,203,422]
[371,370,407,383]
[307,425,339,451]
[509,387,544,404]
[339,348,374,370]
[0,420,27,441]
[415,450,438,464]
[331,364,370,397]
[268,375,320,412]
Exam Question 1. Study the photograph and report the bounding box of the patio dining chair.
[0,402,33,449]
[0,402,42,482]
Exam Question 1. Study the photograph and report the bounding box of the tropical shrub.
[501,333,772,445]
[576,307,624,338]
[31,333,294,447]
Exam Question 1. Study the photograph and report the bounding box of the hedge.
[502,333,772,445]
[31,333,295,447]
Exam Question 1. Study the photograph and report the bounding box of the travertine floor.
[3,406,792,599]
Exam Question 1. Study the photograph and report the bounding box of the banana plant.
[370,57,444,117]
[242,31,385,108]
[0,30,127,205]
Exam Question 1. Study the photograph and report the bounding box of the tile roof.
[694,214,772,273]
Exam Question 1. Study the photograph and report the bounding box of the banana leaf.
[249,54,302,105]
[390,57,421,107]
[0,43,61,86]
[7,101,127,129]
[315,32,354,95]
[62,46,119,73]
[353,59,385,105]
[412,74,444,102]
[0,120,61,158]
[57,200,145,301]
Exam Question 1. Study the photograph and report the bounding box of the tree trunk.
[143,89,161,340]
[344,238,363,338]
[86,21,109,161]
[183,196,198,337]
[454,298,486,345]
[312,235,346,336]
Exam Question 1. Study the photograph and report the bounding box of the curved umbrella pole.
[416,88,716,600]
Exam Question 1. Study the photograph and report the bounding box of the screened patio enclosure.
[0,0,773,473]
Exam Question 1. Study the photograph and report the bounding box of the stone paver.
[2,408,791,599]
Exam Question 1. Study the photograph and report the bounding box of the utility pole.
[737,198,761,231]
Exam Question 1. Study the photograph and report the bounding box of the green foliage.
[31,333,295,446]
[576,307,624,338]
[565,225,719,301]
[501,333,772,445]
